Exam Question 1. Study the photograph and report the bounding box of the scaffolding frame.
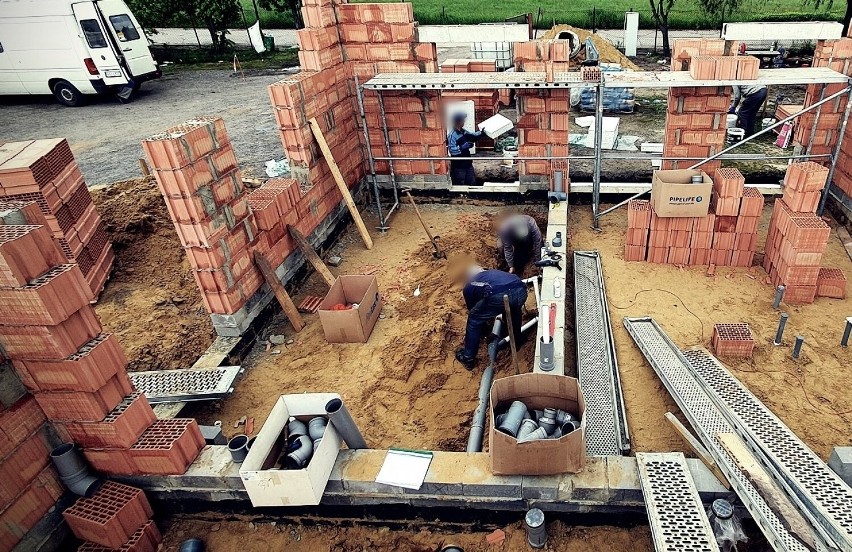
[357,68,852,231]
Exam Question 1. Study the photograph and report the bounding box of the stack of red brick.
[513,41,572,72]
[0,395,64,550]
[711,323,755,358]
[625,176,763,266]
[142,117,263,315]
[439,59,510,110]
[440,59,497,73]
[0,222,204,475]
[763,162,842,304]
[64,481,162,552]
[516,91,570,177]
[246,178,301,269]
[794,38,852,159]
[0,139,113,296]
[663,39,740,176]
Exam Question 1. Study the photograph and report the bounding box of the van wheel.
[52,81,85,107]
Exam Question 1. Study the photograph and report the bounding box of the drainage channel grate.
[622,316,817,552]
[129,366,243,404]
[636,452,717,552]
[573,251,629,456]
[682,349,852,551]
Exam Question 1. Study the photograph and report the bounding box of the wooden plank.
[665,412,731,489]
[308,118,374,250]
[288,225,336,288]
[717,432,818,552]
[254,252,305,332]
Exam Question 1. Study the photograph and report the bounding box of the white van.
[0,0,160,106]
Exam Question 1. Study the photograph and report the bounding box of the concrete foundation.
[828,446,852,486]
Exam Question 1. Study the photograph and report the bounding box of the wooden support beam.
[288,225,336,288]
[664,412,731,489]
[254,252,305,332]
[308,118,374,250]
[139,158,150,176]
[717,432,818,552]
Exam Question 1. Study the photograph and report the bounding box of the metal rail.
[129,366,243,404]
[682,349,852,552]
[622,316,827,552]
[573,251,630,455]
[636,452,717,552]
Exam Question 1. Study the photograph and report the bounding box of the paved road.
[0,69,288,186]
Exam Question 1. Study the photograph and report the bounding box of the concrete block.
[521,474,561,500]
[606,455,643,503]
[685,458,730,501]
[199,425,227,445]
[829,447,852,486]
[319,494,353,506]
[0,361,27,408]
[568,457,609,502]
[325,458,345,493]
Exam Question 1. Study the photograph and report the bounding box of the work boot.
[455,348,476,371]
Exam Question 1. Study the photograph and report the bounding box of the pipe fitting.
[533,409,544,422]
[555,410,576,425]
[525,508,548,549]
[308,417,327,441]
[538,416,557,435]
[50,443,101,497]
[288,417,308,438]
[325,398,368,449]
[495,413,507,426]
[543,407,558,420]
[498,401,528,437]
[313,438,322,453]
[562,420,580,435]
[285,435,314,469]
[550,426,563,439]
[227,434,249,463]
[518,427,549,443]
[517,419,538,440]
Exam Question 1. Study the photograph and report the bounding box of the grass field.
[240,0,845,29]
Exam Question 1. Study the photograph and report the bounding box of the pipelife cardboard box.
[650,169,712,217]
[318,275,382,343]
[489,373,586,475]
[239,393,343,506]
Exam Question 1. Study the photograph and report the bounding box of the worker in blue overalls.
[455,265,528,371]
[447,112,483,186]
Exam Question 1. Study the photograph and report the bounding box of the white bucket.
[726,114,738,128]
[727,127,745,143]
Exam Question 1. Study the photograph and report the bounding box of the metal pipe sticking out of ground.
[773,285,785,309]
[842,317,852,348]
[774,312,789,346]
[792,335,805,359]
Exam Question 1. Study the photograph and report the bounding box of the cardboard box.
[239,393,343,506]
[318,275,382,343]
[650,169,713,217]
[489,373,586,475]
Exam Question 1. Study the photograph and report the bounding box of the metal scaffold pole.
[819,82,852,215]
[354,76,383,230]
[376,90,399,231]
[592,82,604,229]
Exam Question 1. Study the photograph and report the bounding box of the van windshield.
[108,15,140,42]
[80,20,108,48]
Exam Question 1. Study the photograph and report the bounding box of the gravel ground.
[0,69,290,186]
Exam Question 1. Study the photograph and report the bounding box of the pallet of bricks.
[0,140,114,296]
[793,38,852,160]
[625,167,763,266]
[439,58,509,131]
[764,162,847,303]
[0,206,204,478]
[663,39,759,176]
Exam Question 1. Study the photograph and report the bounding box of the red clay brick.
[0,305,102,360]
[0,426,52,505]
[33,373,131,422]
[0,225,66,287]
[816,267,847,299]
[129,418,205,475]
[63,481,153,549]
[0,264,93,326]
[60,392,156,448]
[0,465,64,550]
[142,117,228,171]
[77,520,162,552]
[712,323,754,358]
[13,333,126,392]
[0,396,47,457]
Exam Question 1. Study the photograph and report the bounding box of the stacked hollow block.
[516,91,570,178]
[64,481,162,552]
[0,139,114,296]
[816,267,847,299]
[0,394,65,550]
[663,39,739,177]
[440,58,509,110]
[711,323,755,358]
[764,163,834,304]
[440,59,497,72]
[0,223,204,475]
[142,117,262,316]
[794,38,852,160]
[625,181,763,267]
[513,41,572,72]
[246,178,301,269]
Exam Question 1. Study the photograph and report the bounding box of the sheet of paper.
[375,449,433,490]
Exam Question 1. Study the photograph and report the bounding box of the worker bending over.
[730,84,768,137]
[497,214,542,275]
[455,265,528,371]
[447,112,482,186]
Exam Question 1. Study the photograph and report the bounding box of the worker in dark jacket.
[447,112,482,186]
[730,84,768,137]
[497,214,543,275]
[455,265,528,370]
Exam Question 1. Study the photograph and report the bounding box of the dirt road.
[0,69,287,185]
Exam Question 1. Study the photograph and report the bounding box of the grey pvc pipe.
[179,539,205,552]
[325,398,368,449]
[792,335,805,359]
[517,419,538,440]
[287,417,307,438]
[227,434,249,463]
[842,319,852,348]
[497,401,528,437]
[286,435,313,469]
[774,313,789,346]
[538,416,557,435]
[773,285,785,309]
[525,508,548,549]
[518,427,549,443]
[308,417,327,441]
[50,443,101,497]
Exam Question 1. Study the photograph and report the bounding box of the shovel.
[404,189,445,259]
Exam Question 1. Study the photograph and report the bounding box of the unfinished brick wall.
[0,140,114,296]
[763,162,836,304]
[625,168,763,267]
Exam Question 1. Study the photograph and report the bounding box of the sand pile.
[542,25,641,71]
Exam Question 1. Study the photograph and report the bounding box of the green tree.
[699,0,744,27]
[649,0,677,56]
[258,0,303,28]
[126,0,239,52]
[805,0,852,35]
